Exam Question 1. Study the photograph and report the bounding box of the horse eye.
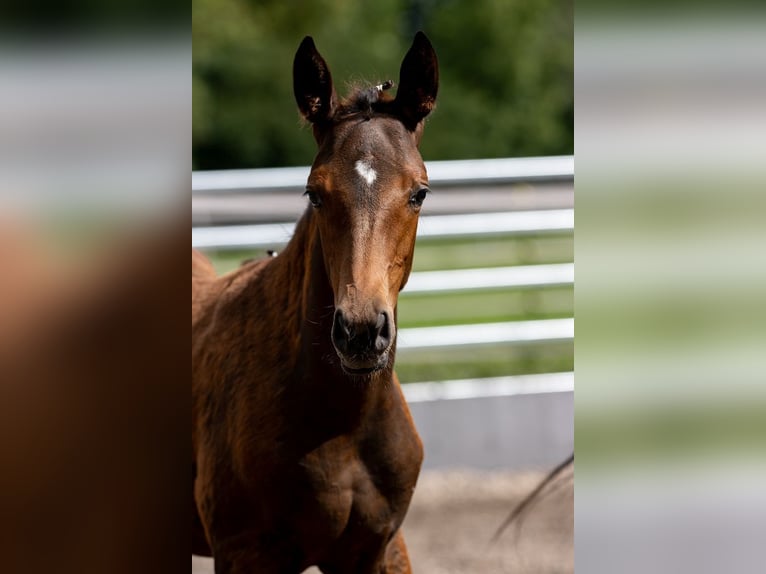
[304,189,322,208]
[409,188,429,207]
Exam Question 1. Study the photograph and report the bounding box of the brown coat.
[192,32,438,573]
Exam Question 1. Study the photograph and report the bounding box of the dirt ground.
[401,469,573,574]
[192,469,573,574]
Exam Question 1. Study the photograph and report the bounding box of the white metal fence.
[192,155,574,194]
[193,159,573,354]
[192,156,574,468]
[191,209,573,251]
[403,262,573,294]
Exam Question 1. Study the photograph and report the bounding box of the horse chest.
[302,456,397,526]
[291,440,415,553]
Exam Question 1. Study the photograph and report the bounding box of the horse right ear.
[293,36,336,124]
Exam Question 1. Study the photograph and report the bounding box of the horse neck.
[271,208,396,424]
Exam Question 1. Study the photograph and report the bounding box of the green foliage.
[193,0,572,169]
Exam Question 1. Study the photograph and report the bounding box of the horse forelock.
[333,82,397,121]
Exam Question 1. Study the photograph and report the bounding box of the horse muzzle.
[331,308,394,374]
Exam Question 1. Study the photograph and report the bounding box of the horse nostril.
[334,310,392,357]
[332,310,350,353]
[375,311,391,352]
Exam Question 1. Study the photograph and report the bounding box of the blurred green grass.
[576,403,766,464]
[396,342,574,383]
[205,235,574,275]
[398,288,572,328]
[202,233,573,383]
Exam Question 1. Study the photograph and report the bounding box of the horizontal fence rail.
[191,209,574,251]
[418,209,573,239]
[403,263,574,294]
[192,155,574,194]
[191,158,574,469]
[192,157,573,369]
[192,222,295,250]
[397,318,574,350]
[403,371,574,403]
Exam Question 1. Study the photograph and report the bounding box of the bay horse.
[192,32,438,573]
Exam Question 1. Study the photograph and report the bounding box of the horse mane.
[333,80,397,121]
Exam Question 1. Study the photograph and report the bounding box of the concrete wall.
[405,376,573,471]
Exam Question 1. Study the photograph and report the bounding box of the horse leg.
[211,534,302,574]
[197,506,303,574]
[319,530,412,574]
[192,494,213,556]
[381,530,413,574]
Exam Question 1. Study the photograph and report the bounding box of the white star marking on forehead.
[354,159,377,187]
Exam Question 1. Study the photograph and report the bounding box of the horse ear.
[293,36,336,123]
[395,31,439,131]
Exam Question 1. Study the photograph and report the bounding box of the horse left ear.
[395,32,439,131]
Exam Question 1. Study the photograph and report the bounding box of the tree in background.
[193,0,572,169]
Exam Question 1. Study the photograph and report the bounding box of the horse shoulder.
[192,249,218,323]
[359,373,423,508]
[193,254,292,472]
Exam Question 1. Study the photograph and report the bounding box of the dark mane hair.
[334,80,397,121]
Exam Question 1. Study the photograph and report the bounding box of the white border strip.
[403,371,574,403]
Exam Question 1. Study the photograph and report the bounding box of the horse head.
[293,32,438,375]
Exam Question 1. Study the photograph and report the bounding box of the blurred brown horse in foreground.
[192,33,438,573]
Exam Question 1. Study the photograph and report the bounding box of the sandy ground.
[192,469,573,574]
